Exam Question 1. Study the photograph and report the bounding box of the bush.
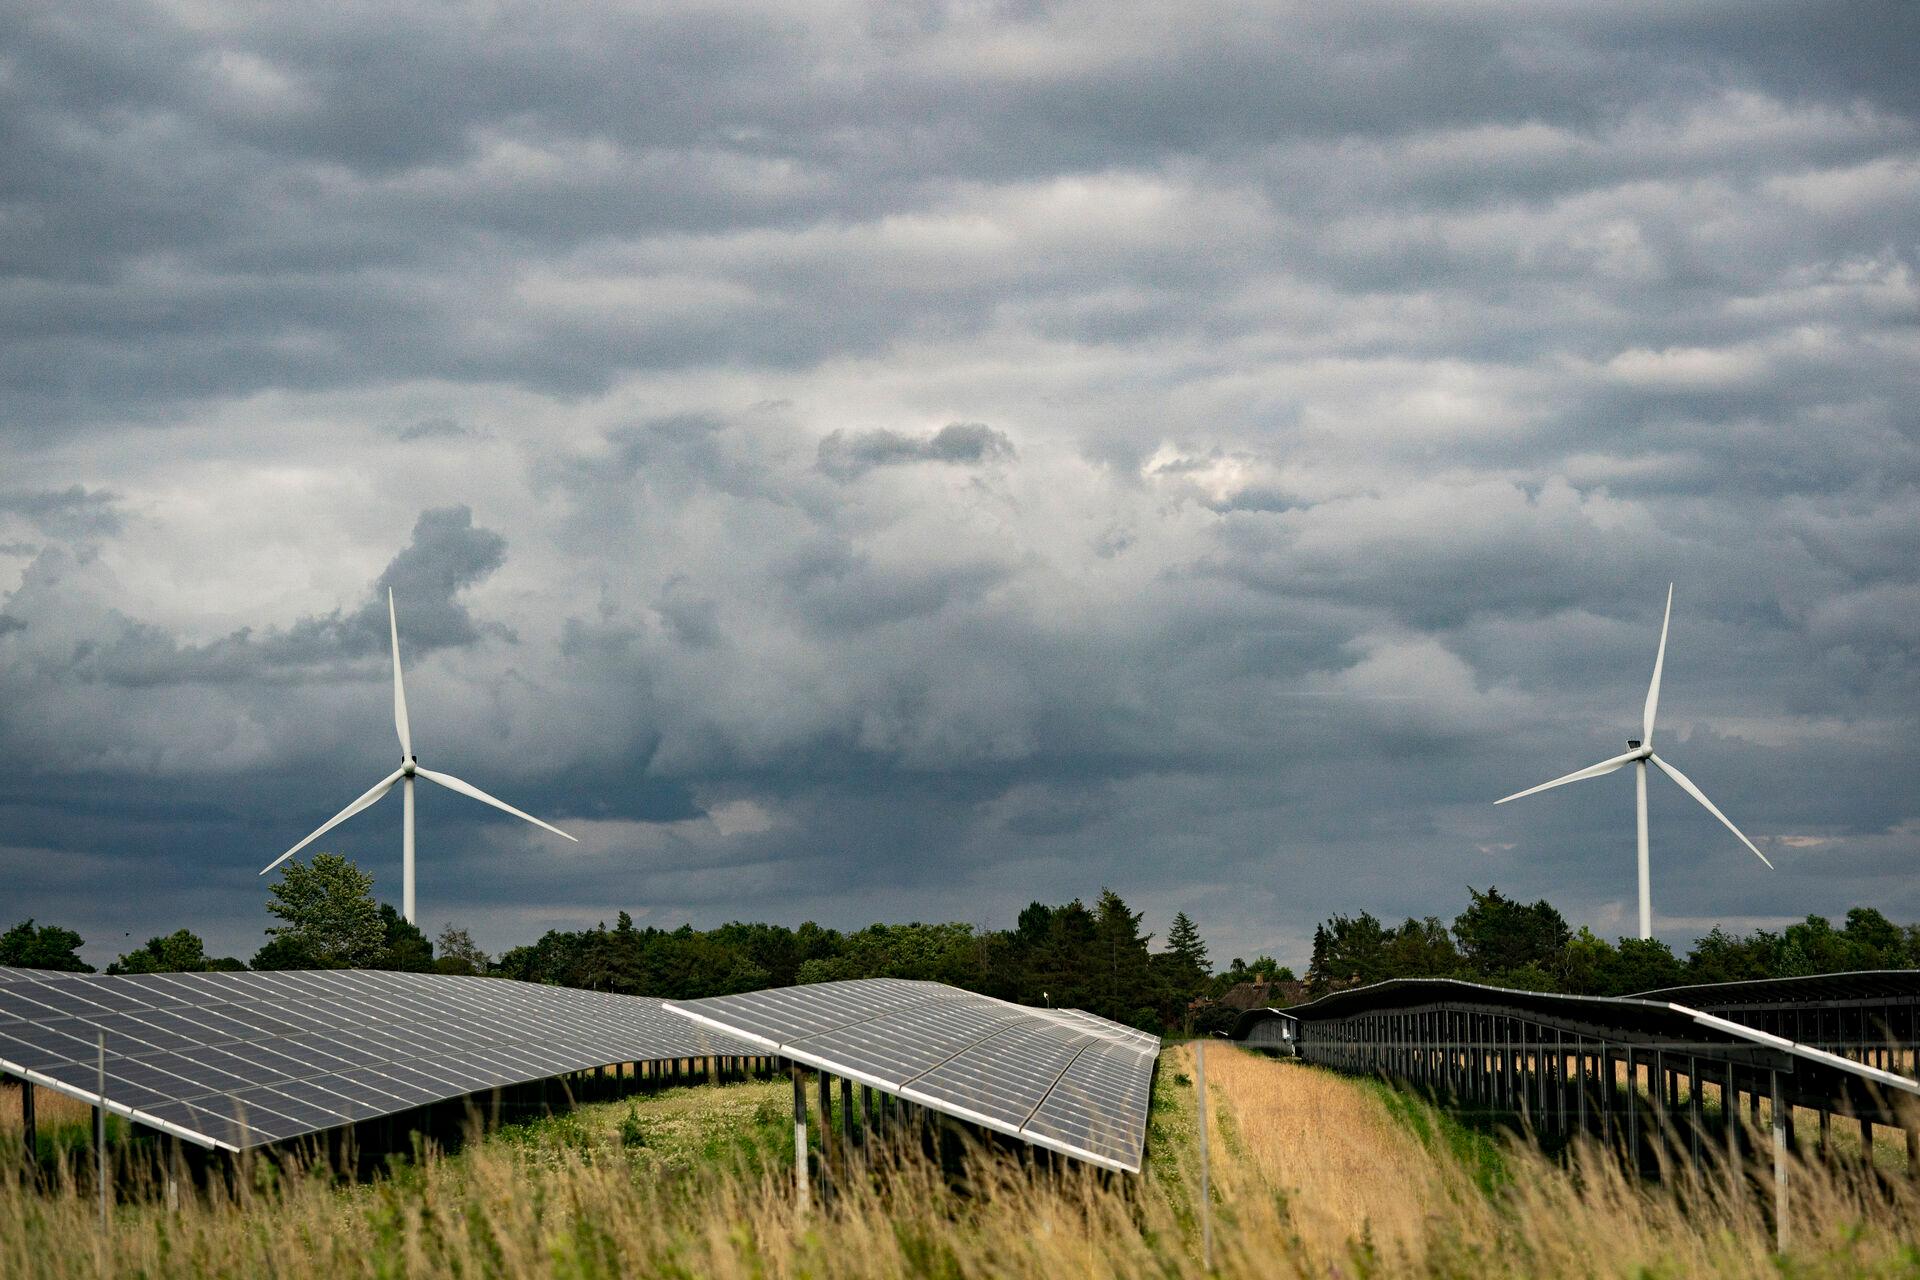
[619,1106,648,1148]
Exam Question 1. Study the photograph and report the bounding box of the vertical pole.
[1627,1046,1639,1172]
[1576,1039,1587,1136]
[1771,1071,1789,1253]
[96,1033,108,1235]
[1689,1056,1702,1166]
[19,1077,34,1171]
[819,1068,834,1185]
[1726,1062,1741,1202]
[167,1137,181,1213]
[840,1076,854,1163]
[1195,1041,1213,1273]
[1635,758,1651,939]
[402,773,416,926]
[791,1062,810,1216]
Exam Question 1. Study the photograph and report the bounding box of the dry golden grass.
[0,1083,96,1136]
[2,1048,1917,1278]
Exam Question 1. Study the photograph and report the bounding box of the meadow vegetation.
[5,1046,1918,1277]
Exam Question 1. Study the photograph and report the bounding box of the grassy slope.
[4,1052,1918,1277]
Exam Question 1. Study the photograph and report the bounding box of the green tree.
[1607,937,1685,994]
[1686,925,1780,984]
[1452,886,1569,980]
[1381,916,1461,978]
[108,929,243,974]
[256,853,385,968]
[0,919,93,972]
[1306,913,1392,993]
[378,905,435,972]
[1091,889,1160,1030]
[434,924,489,975]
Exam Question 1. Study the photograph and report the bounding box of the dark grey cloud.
[818,422,1014,479]
[0,2,1915,971]
[0,487,123,538]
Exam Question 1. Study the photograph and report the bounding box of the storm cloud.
[1,1,1915,970]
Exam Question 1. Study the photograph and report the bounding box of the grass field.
[4,1048,1918,1277]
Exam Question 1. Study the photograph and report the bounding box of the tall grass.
[3,1049,1916,1277]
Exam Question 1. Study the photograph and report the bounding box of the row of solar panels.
[0,969,1159,1171]
[670,978,1160,1171]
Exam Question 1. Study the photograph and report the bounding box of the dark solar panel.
[0,969,757,1150]
[666,978,1160,1172]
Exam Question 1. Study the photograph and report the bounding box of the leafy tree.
[0,919,93,972]
[108,929,243,974]
[1381,916,1461,978]
[1453,886,1569,979]
[1607,937,1686,994]
[1306,912,1392,993]
[434,924,490,976]
[1685,925,1780,984]
[256,853,385,968]
[378,905,435,972]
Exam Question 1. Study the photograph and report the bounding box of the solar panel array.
[0,969,755,1151]
[665,978,1160,1172]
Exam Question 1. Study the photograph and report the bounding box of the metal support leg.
[840,1076,854,1163]
[790,1062,810,1216]
[18,1078,35,1170]
[1627,1046,1639,1172]
[1771,1071,1789,1252]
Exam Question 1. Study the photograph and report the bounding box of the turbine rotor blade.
[259,767,405,876]
[1494,750,1638,805]
[389,589,413,760]
[1643,583,1672,745]
[414,767,578,843]
[1650,753,1773,869]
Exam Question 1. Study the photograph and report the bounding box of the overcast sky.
[3,1,1916,971]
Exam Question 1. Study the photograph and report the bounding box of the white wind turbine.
[1495,584,1771,939]
[261,590,577,923]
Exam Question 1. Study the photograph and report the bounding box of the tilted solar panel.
[664,978,1160,1172]
[0,969,756,1151]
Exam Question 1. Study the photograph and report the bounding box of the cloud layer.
[2,1,1916,968]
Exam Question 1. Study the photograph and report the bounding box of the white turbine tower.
[1495,584,1771,939]
[261,590,577,923]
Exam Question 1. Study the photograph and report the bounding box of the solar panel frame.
[0,969,759,1152]
[665,978,1159,1173]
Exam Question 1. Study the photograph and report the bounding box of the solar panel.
[665,978,1160,1172]
[0,969,757,1151]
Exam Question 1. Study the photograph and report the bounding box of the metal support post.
[1726,1062,1741,1200]
[840,1076,854,1161]
[1626,1046,1639,1171]
[1771,1071,1789,1252]
[791,1062,810,1216]
[96,1032,108,1235]
[18,1077,35,1171]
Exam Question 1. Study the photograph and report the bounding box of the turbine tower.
[262,590,576,923]
[1495,584,1771,939]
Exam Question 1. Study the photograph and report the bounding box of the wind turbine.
[261,590,577,923]
[1495,584,1771,939]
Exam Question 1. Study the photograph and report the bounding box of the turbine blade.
[414,767,578,843]
[259,767,404,875]
[1643,583,1672,745]
[1650,753,1773,868]
[1494,750,1638,805]
[389,589,413,760]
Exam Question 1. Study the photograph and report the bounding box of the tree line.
[1305,885,1920,999]
[8,858,1918,1036]
[2,853,1222,1032]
